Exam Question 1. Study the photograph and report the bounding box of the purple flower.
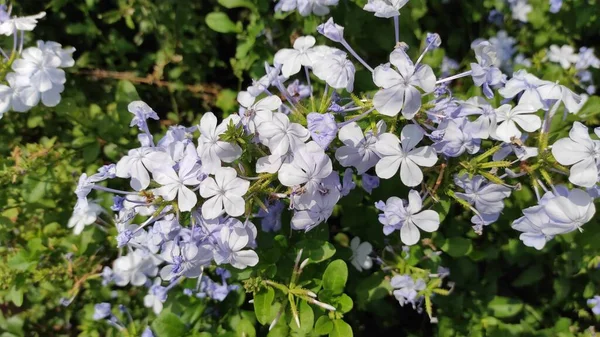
[111,196,125,211]
[128,101,159,131]
[256,199,284,232]
[317,17,344,43]
[340,168,356,196]
[425,33,441,49]
[307,113,338,149]
[390,275,425,309]
[588,295,600,315]
[142,327,155,337]
[93,303,112,320]
[549,0,562,13]
[362,174,379,194]
[488,10,504,26]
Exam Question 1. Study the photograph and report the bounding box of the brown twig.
[75,69,222,103]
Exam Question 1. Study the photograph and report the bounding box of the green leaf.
[151,312,187,337]
[314,316,333,335]
[511,264,544,287]
[322,260,348,295]
[335,294,353,314]
[487,296,523,318]
[441,237,473,258]
[355,272,393,307]
[218,0,256,10]
[290,301,314,333]
[297,240,336,264]
[329,320,353,337]
[254,287,275,325]
[205,12,241,33]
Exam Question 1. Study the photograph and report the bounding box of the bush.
[0,0,599,336]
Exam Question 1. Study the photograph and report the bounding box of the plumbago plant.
[57,2,600,337]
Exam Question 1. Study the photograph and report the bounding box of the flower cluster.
[73,1,599,321]
[0,7,74,119]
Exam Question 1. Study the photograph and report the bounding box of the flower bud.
[317,18,344,43]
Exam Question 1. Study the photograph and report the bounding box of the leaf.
[487,296,523,318]
[218,0,256,10]
[335,294,353,314]
[441,237,473,258]
[297,240,336,264]
[289,301,314,333]
[511,264,544,287]
[322,260,348,295]
[355,272,393,307]
[151,312,187,337]
[205,12,241,34]
[329,320,353,337]
[254,287,275,325]
[314,316,333,335]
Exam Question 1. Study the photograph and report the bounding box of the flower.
[112,250,158,287]
[470,40,505,98]
[144,280,167,314]
[549,0,563,13]
[335,121,386,174]
[547,45,579,69]
[588,295,600,315]
[511,203,554,250]
[0,11,45,36]
[196,112,243,174]
[278,141,333,193]
[551,122,600,188]
[128,101,159,130]
[214,226,259,269]
[510,0,532,22]
[274,36,318,77]
[199,167,250,219]
[363,0,409,18]
[544,188,595,234]
[93,303,112,320]
[361,173,380,194]
[390,275,426,308]
[492,104,540,143]
[350,237,373,272]
[498,70,547,109]
[67,201,104,235]
[454,174,512,215]
[375,124,438,187]
[372,48,436,119]
[237,93,282,134]
[115,147,175,191]
[317,17,344,43]
[153,150,203,212]
[433,118,481,157]
[312,51,355,92]
[297,0,339,16]
[256,111,310,156]
[291,188,339,231]
[307,113,338,149]
[159,241,212,280]
[377,190,440,245]
[12,46,65,92]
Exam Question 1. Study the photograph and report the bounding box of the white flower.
[511,0,531,22]
[199,167,250,219]
[278,141,333,192]
[335,120,386,174]
[0,12,45,36]
[313,51,355,92]
[196,112,243,175]
[492,104,540,142]
[499,70,547,109]
[544,188,595,234]
[237,93,282,134]
[537,81,583,114]
[214,226,259,269]
[112,250,158,287]
[399,190,441,245]
[297,0,339,16]
[363,0,409,18]
[551,122,600,188]
[256,112,310,156]
[153,150,203,212]
[372,48,436,119]
[274,36,318,77]
[350,237,373,272]
[36,41,75,68]
[116,147,175,191]
[159,241,212,280]
[12,47,65,92]
[291,188,339,231]
[511,204,553,250]
[375,125,438,187]
[67,201,103,235]
[0,73,36,117]
[547,45,579,69]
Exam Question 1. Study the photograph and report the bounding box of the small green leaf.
[511,264,544,287]
[314,316,333,335]
[487,296,523,318]
[205,12,240,33]
[297,240,336,264]
[254,287,275,325]
[151,311,187,337]
[322,260,348,295]
[441,237,473,258]
[218,0,256,10]
[290,301,314,333]
[329,320,353,337]
[335,294,353,314]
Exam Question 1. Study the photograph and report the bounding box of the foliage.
[0,0,599,337]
